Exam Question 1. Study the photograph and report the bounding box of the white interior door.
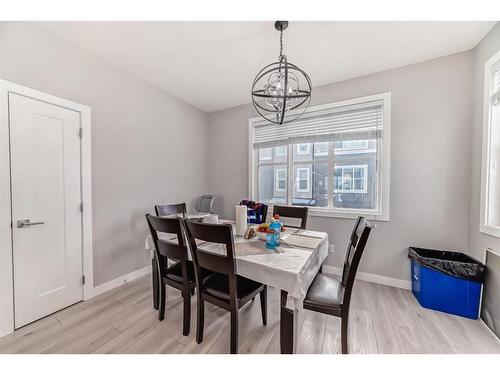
[9,93,83,329]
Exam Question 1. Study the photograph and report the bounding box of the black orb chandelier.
[251,21,312,125]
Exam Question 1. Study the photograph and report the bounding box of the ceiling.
[41,21,495,113]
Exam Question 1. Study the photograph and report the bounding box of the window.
[249,92,391,220]
[314,142,329,157]
[296,167,310,192]
[259,148,272,161]
[296,143,310,155]
[334,165,368,193]
[275,146,287,157]
[339,140,369,150]
[275,168,286,192]
[480,51,500,238]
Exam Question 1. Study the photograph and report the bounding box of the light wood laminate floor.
[1,274,499,354]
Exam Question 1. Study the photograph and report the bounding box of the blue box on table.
[408,247,485,319]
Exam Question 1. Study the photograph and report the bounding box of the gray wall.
[208,51,474,282]
[0,22,209,286]
[468,23,500,260]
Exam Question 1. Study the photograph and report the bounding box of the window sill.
[265,204,389,222]
[308,207,389,222]
[480,224,500,239]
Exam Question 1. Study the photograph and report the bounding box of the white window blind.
[252,99,383,148]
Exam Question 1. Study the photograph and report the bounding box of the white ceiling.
[41,21,495,113]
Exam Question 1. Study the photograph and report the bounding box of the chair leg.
[182,287,191,336]
[158,282,166,321]
[341,313,349,354]
[230,310,238,354]
[152,258,159,310]
[259,287,267,326]
[196,296,205,344]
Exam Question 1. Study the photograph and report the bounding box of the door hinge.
[82,275,86,285]
[79,128,83,138]
[80,202,83,212]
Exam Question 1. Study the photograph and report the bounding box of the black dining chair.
[145,214,195,336]
[183,220,267,354]
[272,205,309,229]
[151,203,187,310]
[303,216,373,354]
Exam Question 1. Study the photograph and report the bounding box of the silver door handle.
[17,219,45,228]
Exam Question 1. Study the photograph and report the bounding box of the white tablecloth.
[145,223,329,310]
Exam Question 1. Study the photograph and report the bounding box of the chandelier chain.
[279,29,283,59]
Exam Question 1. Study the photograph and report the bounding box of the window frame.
[248,92,391,221]
[480,50,500,238]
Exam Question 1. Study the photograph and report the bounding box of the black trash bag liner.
[408,247,486,283]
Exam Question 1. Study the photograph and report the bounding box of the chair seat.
[303,274,344,315]
[164,261,195,284]
[164,261,214,285]
[203,273,264,302]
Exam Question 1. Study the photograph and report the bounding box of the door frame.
[0,79,94,337]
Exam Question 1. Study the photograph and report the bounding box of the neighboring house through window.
[314,142,328,157]
[275,146,287,157]
[296,143,310,155]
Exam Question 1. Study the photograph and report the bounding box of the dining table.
[145,214,330,354]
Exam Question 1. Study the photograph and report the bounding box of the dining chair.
[183,220,267,354]
[155,202,187,218]
[151,203,187,310]
[303,216,372,354]
[272,205,309,229]
[145,214,195,336]
[197,195,215,214]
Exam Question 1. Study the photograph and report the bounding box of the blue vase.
[270,220,281,246]
[266,232,275,250]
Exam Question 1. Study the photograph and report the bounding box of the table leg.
[280,290,298,354]
[152,256,159,310]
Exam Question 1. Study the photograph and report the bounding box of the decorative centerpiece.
[256,215,286,249]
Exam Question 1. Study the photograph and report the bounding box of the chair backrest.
[260,204,268,224]
[155,203,186,218]
[145,214,188,278]
[272,205,309,229]
[197,195,215,213]
[183,220,236,276]
[340,216,372,309]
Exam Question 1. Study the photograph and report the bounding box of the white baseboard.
[93,265,152,296]
[322,265,411,290]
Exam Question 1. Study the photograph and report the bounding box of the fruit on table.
[256,222,286,233]
[256,223,269,232]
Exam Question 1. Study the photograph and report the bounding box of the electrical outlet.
[328,244,334,254]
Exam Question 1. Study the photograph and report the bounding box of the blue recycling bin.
[409,247,485,319]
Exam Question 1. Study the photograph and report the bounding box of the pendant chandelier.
[251,21,312,125]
